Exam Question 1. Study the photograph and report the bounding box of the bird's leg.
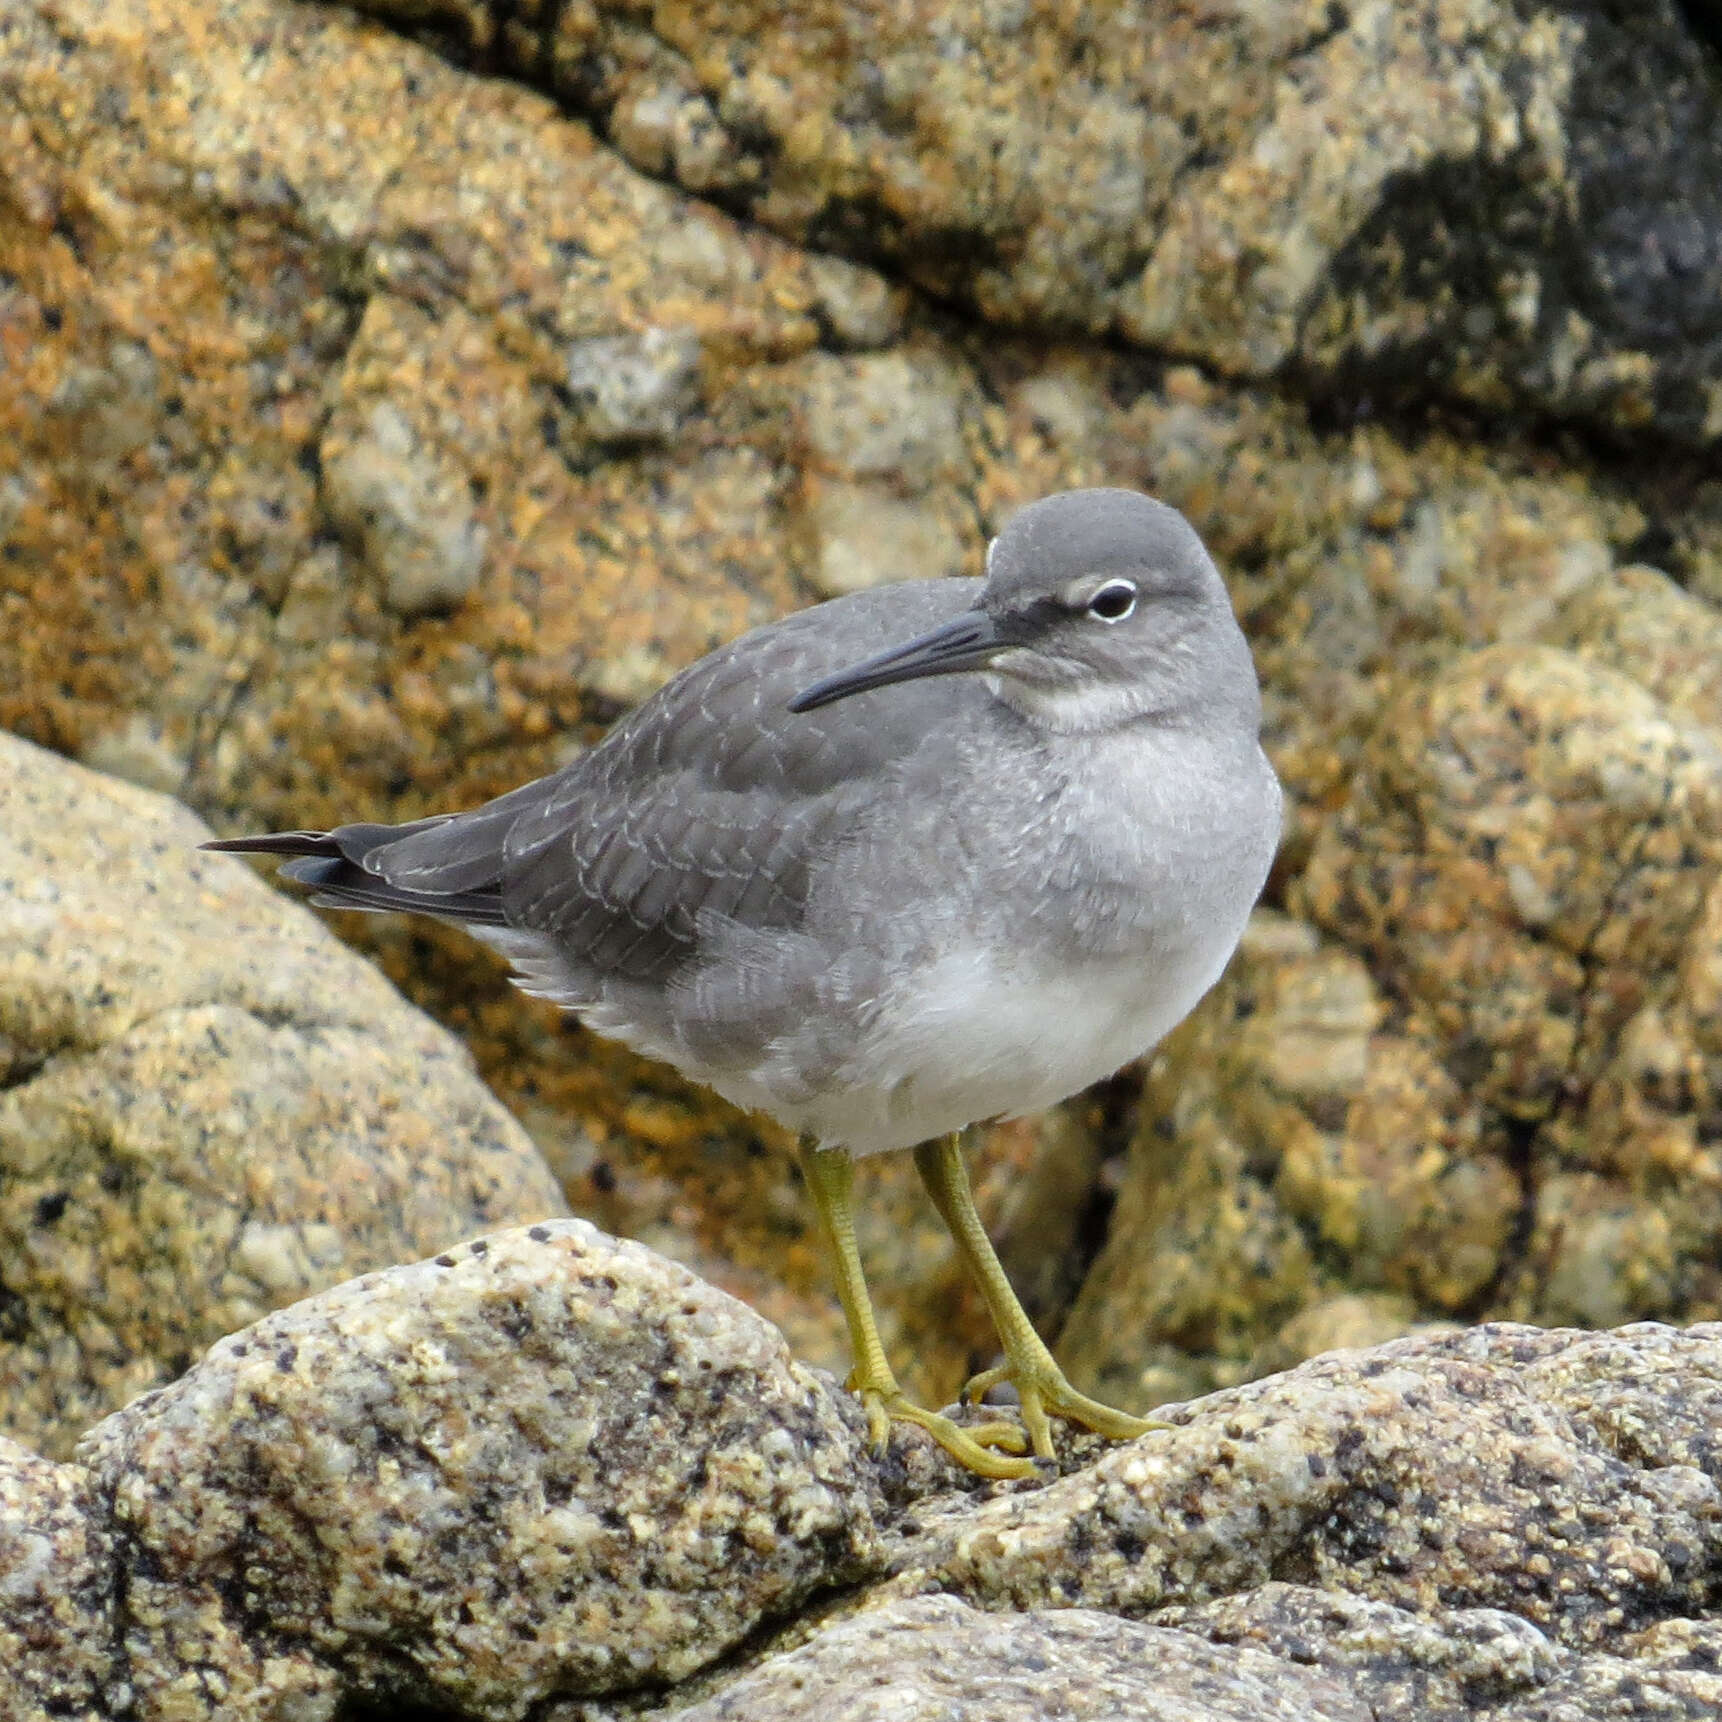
[912,1132,1162,1463]
[797,1137,1033,1479]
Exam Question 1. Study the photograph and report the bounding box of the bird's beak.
[788,609,1008,712]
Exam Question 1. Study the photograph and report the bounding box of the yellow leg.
[912,1132,1161,1463]
[798,1138,1032,1479]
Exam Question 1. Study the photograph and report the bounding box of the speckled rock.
[0,730,568,1458]
[923,1324,1722,1649]
[1297,644,1722,1332]
[7,0,1720,1443]
[6,1308,1720,1717]
[1302,645,1722,1120]
[657,1594,1368,1722]
[1544,562,1722,735]
[77,1219,885,1720]
[1162,1583,1722,1722]
[361,0,1722,448]
[0,1436,116,1722]
[320,394,489,619]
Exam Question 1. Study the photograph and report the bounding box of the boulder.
[0,731,567,1457]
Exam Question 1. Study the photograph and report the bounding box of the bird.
[204,488,1282,1479]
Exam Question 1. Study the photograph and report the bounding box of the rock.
[424,0,1722,448]
[804,482,967,598]
[795,349,970,485]
[803,254,905,351]
[0,1436,116,1722]
[77,1219,884,1719]
[0,730,568,1457]
[924,1324,1722,1647]
[321,398,489,619]
[1544,562,1722,733]
[1245,1292,1445,1383]
[659,1593,1368,1722]
[4,1296,1718,1717]
[1161,1583,1722,1722]
[1297,645,1722,1330]
[793,345,976,595]
[563,327,704,447]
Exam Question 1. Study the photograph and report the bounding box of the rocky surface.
[7,0,1722,1488]
[75,1219,880,1720]
[0,1436,115,1722]
[362,0,1722,449]
[4,1248,1718,1720]
[656,1594,1369,1722]
[0,730,568,1459]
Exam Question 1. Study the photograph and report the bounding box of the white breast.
[751,917,1245,1158]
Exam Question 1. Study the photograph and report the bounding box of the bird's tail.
[201,818,510,926]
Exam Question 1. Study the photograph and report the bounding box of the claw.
[861,1388,1036,1479]
[965,1360,1167,1460]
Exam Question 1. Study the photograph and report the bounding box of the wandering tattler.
[205,488,1282,1478]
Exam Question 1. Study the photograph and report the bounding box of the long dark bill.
[788,609,1008,713]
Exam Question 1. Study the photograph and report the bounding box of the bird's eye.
[1087,580,1137,622]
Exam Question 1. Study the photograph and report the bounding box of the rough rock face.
[922,1325,1722,1640]
[362,0,1722,448]
[0,1437,116,1722]
[0,730,568,1458]
[658,1594,1369,1722]
[74,1220,881,1720]
[7,0,1722,1484]
[5,1263,1719,1721]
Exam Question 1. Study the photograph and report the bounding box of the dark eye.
[1087,580,1137,622]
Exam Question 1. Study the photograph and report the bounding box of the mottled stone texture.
[358,0,1722,449]
[9,1314,1717,1719]
[0,1436,116,1722]
[925,1325,1722,1646]
[8,0,1722,1541]
[1295,646,1722,1335]
[657,1594,1370,1722]
[0,731,567,1459]
[77,1220,884,1720]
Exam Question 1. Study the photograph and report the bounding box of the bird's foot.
[855,1383,1036,1480]
[963,1358,1168,1462]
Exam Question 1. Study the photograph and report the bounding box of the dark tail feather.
[201,830,344,858]
[201,820,509,927]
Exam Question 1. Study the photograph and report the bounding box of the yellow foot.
[858,1385,1036,1480]
[964,1360,1167,1463]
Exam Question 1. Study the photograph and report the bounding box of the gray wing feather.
[332,577,982,992]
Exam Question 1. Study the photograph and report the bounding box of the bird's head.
[789,489,1259,735]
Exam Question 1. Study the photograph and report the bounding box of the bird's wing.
[369,578,985,988]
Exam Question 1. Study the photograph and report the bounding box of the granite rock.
[1162,1583,1722,1722]
[924,1324,1722,1647]
[0,730,568,1458]
[362,0,1722,447]
[76,1219,885,1720]
[658,1593,1368,1722]
[1297,644,1722,1334]
[4,1284,1719,1718]
[0,1436,116,1722]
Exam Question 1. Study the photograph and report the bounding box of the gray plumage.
[208,489,1281,1157]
